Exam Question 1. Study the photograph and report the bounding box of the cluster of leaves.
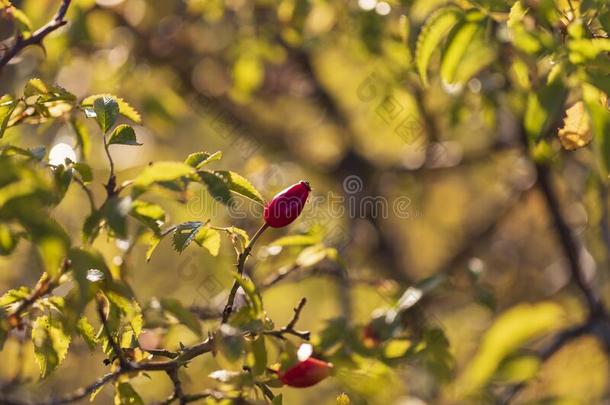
[415,0,610,167]
[0,75,451,404]
[2,0,609,402]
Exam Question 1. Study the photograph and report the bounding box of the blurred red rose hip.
[279,357,332,388]
[263,181,311,228]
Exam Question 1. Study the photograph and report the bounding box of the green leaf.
[129,200,165,234]
[114,382,144,405]
[198,170,233,206]
[102,196,132,239]
[24,78,50,97]
[272,394,284,405]
[108,124,142,146]
[0,286,29,307]
[0,95,17,138]
[132,162,196,195]
[76,316,98,351]
[160,298,202,337]
[234,275,263,317]
[441,19,495,85]
[194,227,221,256]
[32,315,71,378]
[184,151,222,168]
[172,221,204,253]
[524,81,567,141]
[72,162,93,183]
[269,234,320,247]
[53,164,73,201]
[83,209,103,243]
[248,335,267,376]
[440,21,484,85]
[582,83,610,175]
[145,232,161,262]
[459,302,564,394]
[0,314,8,351]
[215,171,265,205]
[93,96,120,133]
[214,326,247,366]
[415,6,462,86]
[418,328,454,382]
[316,317,348,352]
[507,1,527,29]
[19,215,70,278]
[12,7,32,36]
[106,290,143,337]
[569,38,610,64]
[67,248,111,322]
[296,244,329,267]
[82,94,141,124]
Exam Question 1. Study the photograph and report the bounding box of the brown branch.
[165,369,186,405]
[0,0,72,71]
[264,298,310,341]
[6,259,70,329]
[159,390,222,405]
[535,162,605,317]
[0,337,216,405]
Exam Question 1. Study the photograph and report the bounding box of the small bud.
[263,181,311,228]
[279,357,332,388]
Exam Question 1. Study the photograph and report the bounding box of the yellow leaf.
[558,101,592,150]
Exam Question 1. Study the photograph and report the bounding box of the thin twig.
[221,223,269,323]
[73,176,96,213]
[102,132,116,196]
[166,369,186,405]
[0,0,72,71]
[264,298,310,341]
[7,259,70,329]
[95,294,128,369]
[535,163,605,317]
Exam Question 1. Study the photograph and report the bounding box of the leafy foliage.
[1,0,610,404]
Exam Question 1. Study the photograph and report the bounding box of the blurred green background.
[1,0,609,404]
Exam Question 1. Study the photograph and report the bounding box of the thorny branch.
[0,0,72,71]
[0,337,216,405]
[264,298,310,341]
[165,368,186,405]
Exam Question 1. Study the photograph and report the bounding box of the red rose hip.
[279,357,332,388]
[263,181,311,228]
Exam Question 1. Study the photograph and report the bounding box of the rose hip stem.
[221,222,269,323]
